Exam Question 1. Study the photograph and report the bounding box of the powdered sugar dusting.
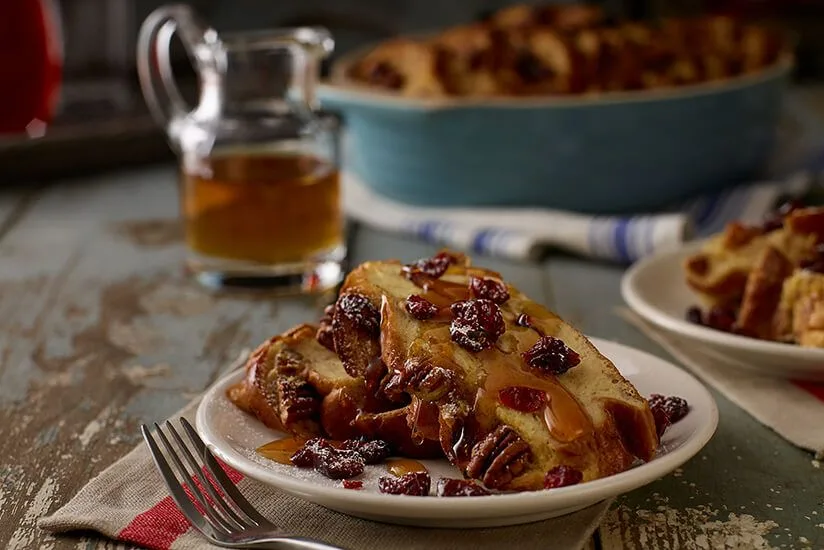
[602,494,782,550]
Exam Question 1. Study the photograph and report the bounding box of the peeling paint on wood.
[0,173,338,548]
[601,500,781,550]
[8,477,58,549]
[1,164,824,548]
[110,219,182,248]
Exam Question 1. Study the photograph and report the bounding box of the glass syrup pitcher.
[137,4,343,293]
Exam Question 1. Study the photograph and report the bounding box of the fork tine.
[152,423,234,534]
[164,420,249,530]
[141,425,217,539]
[179,417,271,526]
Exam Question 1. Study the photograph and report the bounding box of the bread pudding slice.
[347,39,446,97]
[433,24,507,97]
[684,224,816,308]
[774,270,824,347]
[735,245,795,340]
[334,252,659,491]
[228,324,442,457]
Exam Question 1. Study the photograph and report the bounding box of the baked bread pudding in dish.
[683,203,824,347]
[345,3,787,98]
[230,252,689,495]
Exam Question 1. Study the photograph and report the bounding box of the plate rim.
[621,239,824,361]
[195,337,718,514]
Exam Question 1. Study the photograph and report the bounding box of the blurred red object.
[0,0,62,136]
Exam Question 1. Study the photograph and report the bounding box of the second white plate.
[622,240,824,381]
[196,338,718,528]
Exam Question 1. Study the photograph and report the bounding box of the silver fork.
[141,418,345,550]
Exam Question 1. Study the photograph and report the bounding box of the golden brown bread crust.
[229,251,664,492]
[339,257,658,491]
[736,246,794,340]
[347,38,446,97]
[684,206,824,347]
[345,6,788,98]
[684,227,816,308]
[773,270,824,347]
[227,326,324,437]
[228,323,442,456]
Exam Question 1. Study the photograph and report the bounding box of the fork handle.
[245,537,346,549]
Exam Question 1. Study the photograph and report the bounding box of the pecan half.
[384,358,455,401]
[465,425,531,489]
[316,304,335,352]
[277,377,321,426]
[273,348,307,377]
[332,293,381,378]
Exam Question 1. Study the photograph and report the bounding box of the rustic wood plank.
[0,167,328,549]
[545,257,824,549]
[0,184,41,241]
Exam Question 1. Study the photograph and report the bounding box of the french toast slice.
[774,270,824,347]
[735,245,795,340]
[346,39,446,97]
[336,252,659,491]
[684,225,816,308]
[228,324,441,457]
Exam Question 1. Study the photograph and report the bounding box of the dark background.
[3,0,824,182]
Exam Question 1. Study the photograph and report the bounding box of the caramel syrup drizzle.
[256,436,309,465]
[405,265,594,446]
[386,458,428,476]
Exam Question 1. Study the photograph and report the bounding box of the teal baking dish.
[319,52,794,215]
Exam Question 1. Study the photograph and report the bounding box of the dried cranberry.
[337,293,380,335]
[378,472,431,496]
[290,438,331,468]
[340,437,392,464]
[449,299,505,352]
[544,465,583,489]
[648,394,690,424]
[316,304,336,351]
[522,336,581,375]
[705,306,735,332]
[515,51,552,83]
[469,277,510,304]
[685,306,704,326]
[498,386,547,413]
[342,480,363,490]
[405,295,439,320]
[313,448,365,480]
[291,437,365,479]
[437,478,490,497]
[403,252,457,279]
[368,62,404,89]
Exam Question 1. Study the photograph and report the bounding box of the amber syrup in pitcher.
[181,150,342,267]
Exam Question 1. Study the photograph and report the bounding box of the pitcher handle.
[287,27,334,117]
[137,4,222,144]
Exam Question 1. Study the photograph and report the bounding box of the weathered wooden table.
[3,94,824,548]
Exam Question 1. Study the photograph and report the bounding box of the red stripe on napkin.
[116,459,245,550]
[118,495,190,550]
[793,380,824,402]
[217,459,244,483]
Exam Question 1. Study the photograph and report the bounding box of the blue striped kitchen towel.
[343,171,817,264]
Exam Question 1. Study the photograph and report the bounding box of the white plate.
[196,338,718,528]
[622,241,824,381]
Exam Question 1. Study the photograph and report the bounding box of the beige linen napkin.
[619,308,824,459]
[40,353,609,550]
